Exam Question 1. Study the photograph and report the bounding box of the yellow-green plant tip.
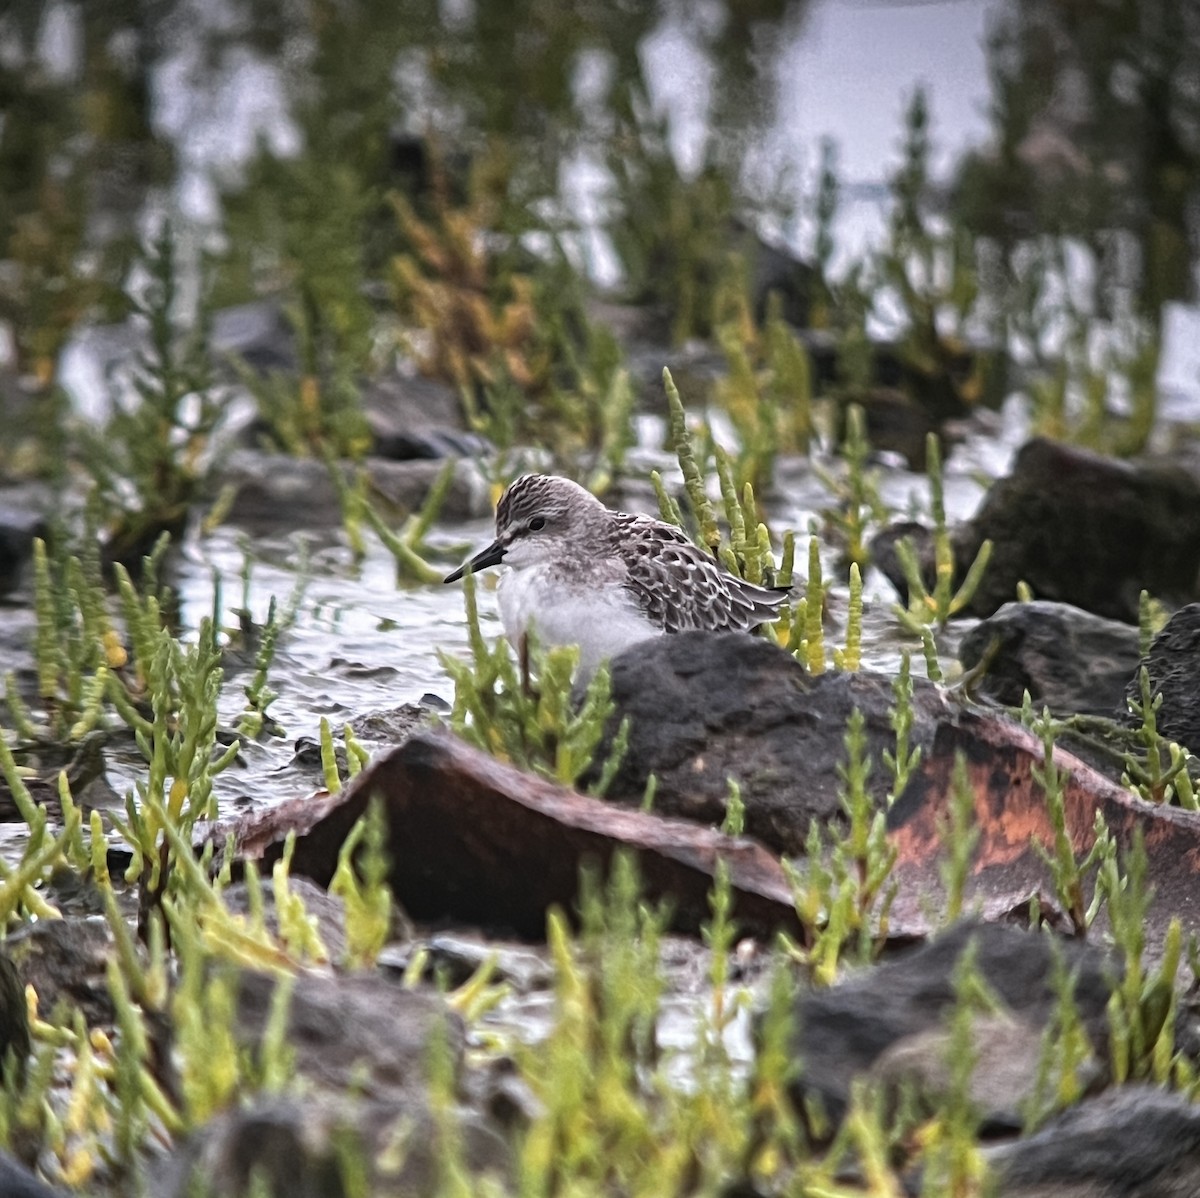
[802,536,826,674]
[318,716,342,794]
[663,367,719,551]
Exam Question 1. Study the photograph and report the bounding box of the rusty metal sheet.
[887,710,1200,957]
[210,729,802,940]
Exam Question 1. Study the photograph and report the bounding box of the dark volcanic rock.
[0,1153,63,1197]
[156,1095,510,1198]
[873,438,1200,622]
[363,371,491,460]
[0,504,46,598]
[791,921,1112,1132]
[1121,603,1200,753]
[958,600,1141,716]
[0,956,29,1082]
[5,916,116,1025]
[984,1086,1200,1198]
[157,972,508,1197]
[221,876,349,965]
[218,450,490,533]
[592,631,956,854]
[235,969,461,1101]
[212,301,297,374]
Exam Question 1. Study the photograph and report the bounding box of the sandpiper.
[444,474,789,678]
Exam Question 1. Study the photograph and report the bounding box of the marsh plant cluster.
[0,356,1192,1193]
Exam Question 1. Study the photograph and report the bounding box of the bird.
[444,474,789,680]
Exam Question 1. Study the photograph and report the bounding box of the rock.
[210,728,802,940]
[151,968,509,1197]
[211,301,297,375]
[869,1014,1076,1134]
[220,876,349,965]
[0,503,46,598]
[0,1152,64,1197]
[591,631,956,854]
[235,969,461,1102]
[216,450,491,533]
[849,389,939,470]
[363,371,491,460]
[5,916,117,1025]
[790,921,1112,1131]
[743,227,816,329]
[156,1094,509,1198]
[0,730,114,823]
[381,934,553,992]
[873,439,1200,622]
[958,600,1141,716]
[0,956,29,1083]
[984,1086,1200,1197]
[1121,603,1200,753]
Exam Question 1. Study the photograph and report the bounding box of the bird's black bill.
[443,539,506,583]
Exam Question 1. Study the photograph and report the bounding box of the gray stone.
[216,450,490,533]
[0,503,46,598]
[1121,603,1200,754]
[155,1095,510,1198]
[870,1014,1097,1134]
[789,921,1113,1130]
[958,601,1140,716]
[235,970,460,1102]
[211,301,297,375]
[985,1086,1200,1198]
[5,916,116,1025]
[363,371,491,460]
[873,439,1200,623]
[155,971,508,1197]
[0,1152,64,1197]
[592,630,956,854]
[220,876,349,966]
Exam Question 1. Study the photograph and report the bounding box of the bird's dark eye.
[529,516,546,531]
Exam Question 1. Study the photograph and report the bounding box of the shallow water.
[137,431,997,824]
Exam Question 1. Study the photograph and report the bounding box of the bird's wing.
[615,514,788,633]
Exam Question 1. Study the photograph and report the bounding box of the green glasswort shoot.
[918,625,944,682]
[1024,944,1096,1131]
[234,554,308,739]
[832,562,863,671]
[329,798,393,967]
[838,708,897,961]
[318,716,343,793]
[939,752,979,924]
[106,580,240,929]
[663,366,721,553]
[918,941,990,1197]
[1098,832,1180,1084]
[893,434,992,632]
[787,536,826,672]
[817,403,887,570]
[1122,667,1195,806]
[1030,707,1115,936]
[364,458,458,584]
[781,709,897,982]
[17,536,121,742]
[883,651,922,802]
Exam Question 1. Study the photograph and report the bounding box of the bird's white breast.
[498,564,661,677]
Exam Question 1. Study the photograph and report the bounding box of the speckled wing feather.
[614,514,788,633]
